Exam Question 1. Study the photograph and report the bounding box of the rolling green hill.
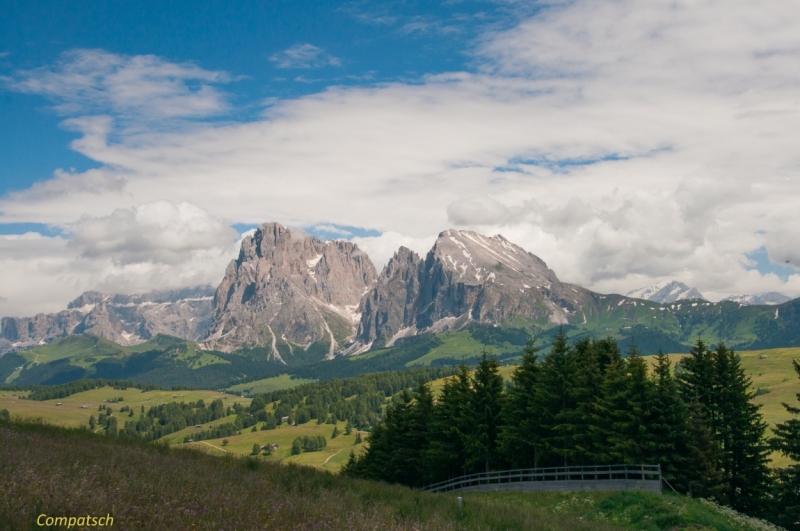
[0,420,783,531]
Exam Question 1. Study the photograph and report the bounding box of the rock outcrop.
[355,229,594,349]
[1,286,215,350]
[203,222,377,359]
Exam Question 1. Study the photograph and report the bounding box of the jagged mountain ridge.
[203,222,377,360]
[0,286,215,350]
[4,223,800,361]
[354,229,596,350]
[721,292,792,306]
[626,281,706,304]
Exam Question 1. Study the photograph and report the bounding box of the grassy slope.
[182,419,369,473]
[225,374,317,396]
[0,386,250,430]
[0,420,780,531]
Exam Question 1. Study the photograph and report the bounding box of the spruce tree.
[593,344,653,465]
[535,327,580,466]
[770,359,800,529]
[569,337,605,465]
[464,352,506,473]
[682,399,726,499]
[647,351,689,490]
[499,338,542,468]
[712,344,771,514]
[423,364,472,484]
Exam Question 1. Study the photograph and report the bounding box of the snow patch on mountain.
[626,281,706,304]
[721,292,792,306]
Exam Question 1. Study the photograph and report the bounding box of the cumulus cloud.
[351,231,439,271]
[269,44,341,68]
[70,201,238,265]
[4,0,800,316]
[0,214,243,318]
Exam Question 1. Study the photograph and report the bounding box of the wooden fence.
[422,464,662,494]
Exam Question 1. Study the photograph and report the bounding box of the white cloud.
[2,49,230,123]
[0,210,243,318]
[4,0,800,316]
[351,231,439,271]
[269,44,341,69]
[70,200,238,265]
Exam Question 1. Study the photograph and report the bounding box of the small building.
[80,405,88,409]
[759,354,768,359]
[187,439,194,443]
[195,424,202,428]
[56,403,62,406]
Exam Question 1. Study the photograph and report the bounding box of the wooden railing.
[422,464,662,494]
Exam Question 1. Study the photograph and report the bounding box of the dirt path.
[322,449,344,465]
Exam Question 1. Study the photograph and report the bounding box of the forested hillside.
[342,331,800,530]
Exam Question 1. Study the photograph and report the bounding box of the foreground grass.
[468,491,785,531]
[0,420,783,531]
[0,421,626,531]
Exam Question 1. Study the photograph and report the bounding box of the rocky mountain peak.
[626,280,706,304]
[354,228,591,350]
[204,222,377,359]
[430,229,559,287]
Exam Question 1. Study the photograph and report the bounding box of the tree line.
[26,379,162,401]
[342,330,800,529]
[247,367,454,431]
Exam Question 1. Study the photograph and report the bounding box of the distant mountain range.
[627,280,791,307]
[721,292,792,306]
[2,222,799,366]
[626,281,706,303]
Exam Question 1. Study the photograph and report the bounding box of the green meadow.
[0,420,783,531]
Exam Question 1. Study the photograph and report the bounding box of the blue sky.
[1,0,518,196]
[2,0,800,316]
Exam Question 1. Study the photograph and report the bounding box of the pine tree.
[344,420,353,435]
[676,339,716,415]
[106,417,118,437]
[593,344,653,464]
[569,337,605,465]
[341,383,433,487]
[464,352,506,473]
[251,443,260,455]
[423,364,472,484]
[770,359,800,529]
[682,399,726,499]
[712,344,771,514]
[499,338,542,468]
[535,327,580,466]
[647,351,689,490]
[331,425,340,439]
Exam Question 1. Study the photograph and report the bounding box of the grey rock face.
[204,222,377,358]
[1,286,215,351]
[355,229,594,349]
